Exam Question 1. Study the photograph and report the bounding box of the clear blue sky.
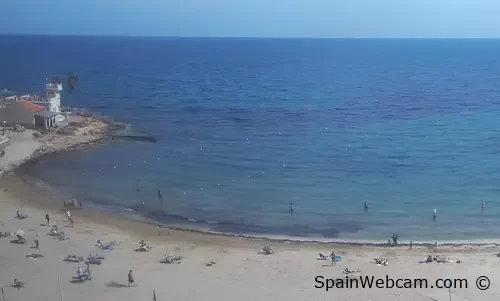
[1,0,500,38]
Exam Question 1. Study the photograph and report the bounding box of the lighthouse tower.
[45,79,63,113]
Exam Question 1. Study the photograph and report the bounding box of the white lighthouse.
[28,78,63,114]
[44,79,63,113]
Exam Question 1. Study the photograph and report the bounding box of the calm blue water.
[2,36,500,242]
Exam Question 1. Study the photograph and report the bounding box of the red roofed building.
[0,99,57,129]
[18,99,45,113]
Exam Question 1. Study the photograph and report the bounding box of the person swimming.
[433,208,437,220]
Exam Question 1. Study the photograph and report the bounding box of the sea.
[2,35,500,243]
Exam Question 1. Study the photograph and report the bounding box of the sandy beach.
[1,118,500,301]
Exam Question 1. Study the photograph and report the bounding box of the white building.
[29,79,63,113]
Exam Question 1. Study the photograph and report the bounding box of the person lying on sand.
[372,258,389,266]
[342,268,361,274]
[64,255,84,262]
[11,234,27,244]
[15,211,27,219]
[12,278,24,288]
[95,240,116,250]
[136,240,151,252]
[26,252,44,259]
[0,231,11,238]
[49,227,64,236]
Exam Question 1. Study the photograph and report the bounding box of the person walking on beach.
[85,262,91,280]
[67,209,74,227]
[34,234,39,249]
[432,208,437,221]
[45,213,50,226]
[128,270,135,287]
[330,251,336,266]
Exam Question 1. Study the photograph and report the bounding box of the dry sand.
[1,118,500,301]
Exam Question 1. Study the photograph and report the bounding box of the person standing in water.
[290,203,295,214]
[364,200,368,211]
[157,189,163,201]
[433,208,437,221]
[482,201,486,211]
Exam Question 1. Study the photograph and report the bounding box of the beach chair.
[85,257,102,265]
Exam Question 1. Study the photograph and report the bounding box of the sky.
[1,0,500,38]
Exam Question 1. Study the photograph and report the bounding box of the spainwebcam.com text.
[315,275,491,291]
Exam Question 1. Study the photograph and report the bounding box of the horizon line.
[1,33,500,40]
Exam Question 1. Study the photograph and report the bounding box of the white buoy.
[200,147,203,151]
[113,166,116,169]
[282,164,286,168]
[183,192,187,195]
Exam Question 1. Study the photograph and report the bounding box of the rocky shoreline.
[0,115,125,177]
